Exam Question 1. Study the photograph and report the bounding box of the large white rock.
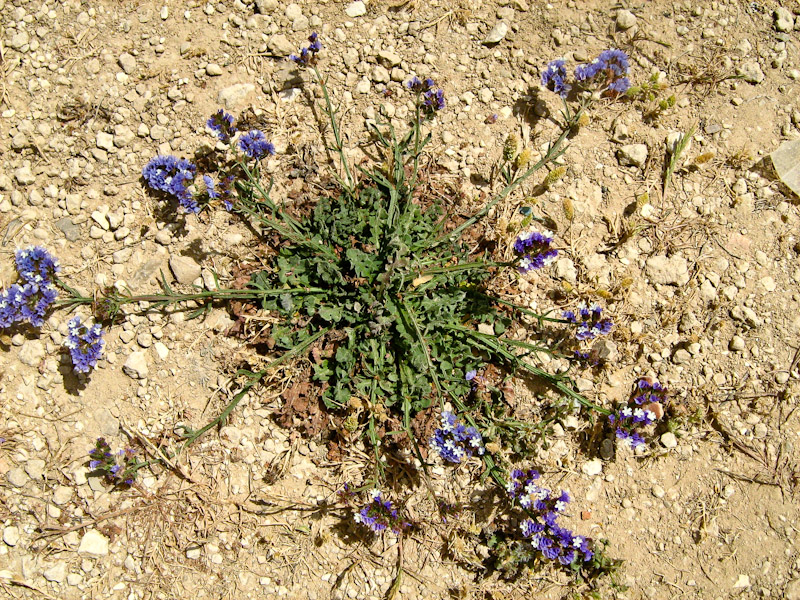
[78,530,109,557]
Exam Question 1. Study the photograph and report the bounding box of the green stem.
[312,66,354,192]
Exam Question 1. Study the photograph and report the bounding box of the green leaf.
[318,304,343,322]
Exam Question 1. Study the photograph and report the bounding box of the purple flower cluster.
[238,130,275,160]
[563,302,613,341]
[0,247,60,329]
[142,155,199,213]
[407,77,446,112]
[353,489,408,534]
[508,469,594,565]
[513,230,558,272]
[430,411,484,463]
[574,49,631,94]
[542,50,632,98]
[609,378,668,448]
[541,59,571,98]
[88,437,137,486]
[207,109,237,143]
[290,32,322,66]
[64,316,105,373]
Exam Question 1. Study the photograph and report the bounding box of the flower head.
[206,109,237,143]
[142,155,199,213]
[423,88,446,112]
[430,411,484,463]
[238,130,275,160]
[563,301,613,341]
[64,316,105,374]
[352,489,408,534]
[542,59,571,98]
[574,49,631,93]
[15,247,60,287]
[290,32,322,66]
[514,230,558,272]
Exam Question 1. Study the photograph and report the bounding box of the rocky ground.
[2,0,800,598]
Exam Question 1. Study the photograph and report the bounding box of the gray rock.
[617,144,648,167]
[483,21,508,44]
[616,9,637,30]
[56,218,81,241]
[217,83,256,109]
[118,52,136,74]
[593,339,618,362]
[645,255,690,286]
[19,339,45,367]
[170,255,201,284]
[345,1,367,17]
[78,530,109,557]
[43,563,67,583]
[600,438,615,460]
[267,34,296,57]
[123,351,149,379]
[94,408,119,436]
[737,61,764,84]
[6,468,28,488]
[775,7,795,33]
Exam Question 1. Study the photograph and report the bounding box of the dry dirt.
[1,1,800,599]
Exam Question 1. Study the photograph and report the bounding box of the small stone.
[3,526,20,546]
[599,438,615,460]
[651,485,665,498]
[24,459,46,480]
[6,468,28,487]
[153,342,169,360]
[123,351,149,379]
[377,50,402,68]
[785,579,800,600]
[645,255,690,286]
[96,131,114,151]
[94,408,119,436]
[617,144,648,168]
[67,573,82,585]
[15,165,36,185]
[255,0,278,13]
[10,31,30,50]
[737,61,764,84]
[169,255,202,284]
[43,563,67,583]
[206,63,223,76]
[760,276,776,292]
[345,1,367,17]
[53,486,73,505]
[355,78,371,94]
[186,547,202,560]
[776,372,790,385]
[19,339,45,367]
[78,530,109,557]
[660,432,678,449]
[371,65,390,84]
[729,335,745,352]
[267,34,295,56]
[483,21,508,44]
[581,458,603,476]
[733,574,750,589]
[616,9,637,30]
[673,349,691,364]
[775,7,795,33]
[118,52,136,74]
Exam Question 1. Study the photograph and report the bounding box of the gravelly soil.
[2,1,800,599]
